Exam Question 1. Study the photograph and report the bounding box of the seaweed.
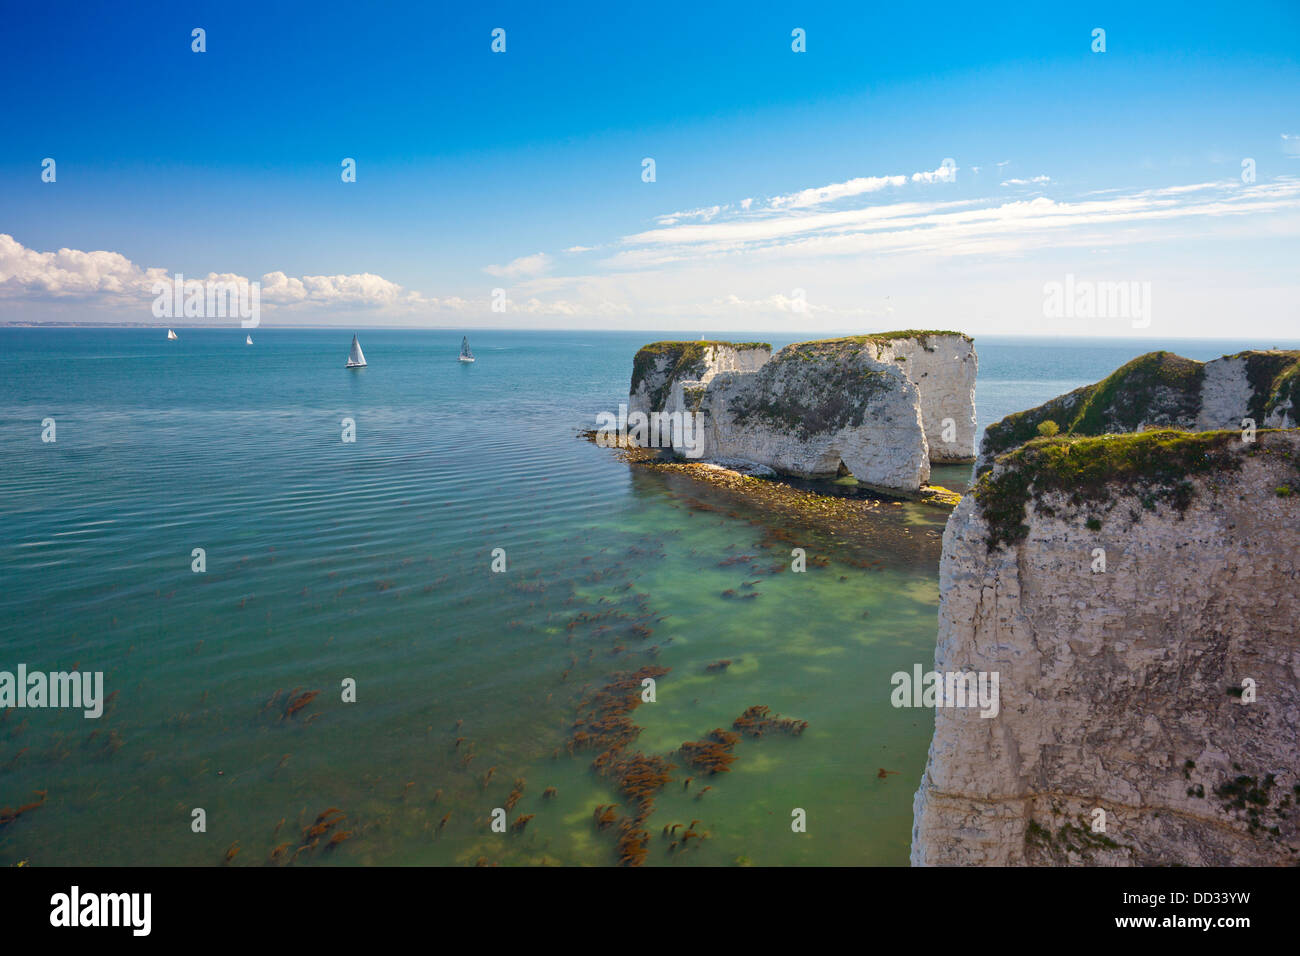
[0,790,47,828]
[680,729,740,775]
[732,704,808,736]
[283,690,320,719]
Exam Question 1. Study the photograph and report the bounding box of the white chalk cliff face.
[856,336,978,463]
[627,334,976,493]
[912,430,1300,865]
[628,342,772,424]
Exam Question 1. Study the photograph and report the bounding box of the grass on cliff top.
[980,350,1300,473]
[1069,350,1203,434]
[776,330,972,361]
[630,340,772,406]
[802,329,972,345]
[972,429,1246,551]
[979,351,1204,470]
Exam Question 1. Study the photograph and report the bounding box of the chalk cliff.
[628,341,773,424]
[911,428,1300,865]
[627,332,977,493]
[977,349,1300,473]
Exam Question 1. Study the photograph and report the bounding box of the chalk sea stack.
[627,332,977,494]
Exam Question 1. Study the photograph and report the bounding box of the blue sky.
[2,0,1298,335]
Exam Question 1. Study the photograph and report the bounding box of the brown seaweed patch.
[733,705,807,737]
[282,690,320,719]
[0,790,47,828]
[680,729,741,775]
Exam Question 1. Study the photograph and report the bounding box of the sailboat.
[458,336,475,363]
[346,334,367,368]
[167,328,178,340]
[245,334,253,345]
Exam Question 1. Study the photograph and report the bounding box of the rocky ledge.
[626,332,977,494]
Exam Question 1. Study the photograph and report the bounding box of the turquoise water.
[1,328,1294,866]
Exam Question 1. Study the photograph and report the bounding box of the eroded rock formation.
[626,332,977,493]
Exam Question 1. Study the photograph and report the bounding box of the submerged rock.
[912,427,1300,865]
[626,332,976,493]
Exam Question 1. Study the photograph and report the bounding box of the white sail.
[245,335,253,345]
[347,334,367,367]
[167,328,178,340]
[458,336,475,362]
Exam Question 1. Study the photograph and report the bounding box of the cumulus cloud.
[0,233,165,298]
[911,163,958,184]
[259,270,419,306]
[0,234,445,313]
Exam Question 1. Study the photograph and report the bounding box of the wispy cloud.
[1001,175,1052,186]
[483,252,553,279]
[603,177,1300,270]
[768,162,955,209]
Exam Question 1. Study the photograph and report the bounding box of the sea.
[1,327,1294,866]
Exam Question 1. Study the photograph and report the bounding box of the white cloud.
[655,205,724,225]
[769,174,906,209]
[483,252,553,279]
[767,163,955,209]
[0,233,165,298]
[1284,134,1300,157]
[1001,175,1052,186]
[911,163,958,184]
[599,177,1300,273]
[0,234,449,314]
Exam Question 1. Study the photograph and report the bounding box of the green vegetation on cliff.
[1070,351,1204,434]
[972,429,1245,551]
[979,351,1205,471]
[778,330,971,362]
[979,350,1300,474]
[728,362,893,439]
[630,340,771,411]
[1232,349,1300,423]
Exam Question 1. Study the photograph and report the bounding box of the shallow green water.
[1,327,950,865]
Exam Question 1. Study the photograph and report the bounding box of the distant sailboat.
[346,334,367,368]
[245,335,253,345]
[167,328,178,340]
[458,336,475,363]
